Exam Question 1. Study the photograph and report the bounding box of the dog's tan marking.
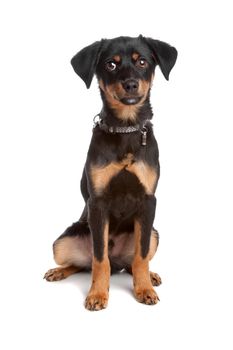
[113,55,121,63]
[90,154,134,194]
[91,154,157,196]
[85,221,110,311]
[132,52,140,61]
[90,162,122,195]
[53,236,92,267]
[132,220,159,305]
[98,79,151,121]
[127,161,158,195]
[140,79,151,94]
[121,152,134,166]
[148,229,159,260]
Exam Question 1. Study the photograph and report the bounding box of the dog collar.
[93,114,150,146]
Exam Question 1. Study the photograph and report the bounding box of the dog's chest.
[90,153,158,196]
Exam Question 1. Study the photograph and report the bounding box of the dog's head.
[71,36,177,120]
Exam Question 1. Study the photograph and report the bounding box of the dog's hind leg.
[44,166,91,282]
[44,218,92,281]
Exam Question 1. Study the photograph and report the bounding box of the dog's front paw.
[134,288,160,305]
[85,292,109,311]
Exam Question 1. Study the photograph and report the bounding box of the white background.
[0,0,233,349]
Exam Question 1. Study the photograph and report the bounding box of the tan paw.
[43,268,66,282]
[85,293,108,311]
[150,272,162,286]
[134,288,160,305]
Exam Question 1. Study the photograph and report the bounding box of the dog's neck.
[99,90,153,127]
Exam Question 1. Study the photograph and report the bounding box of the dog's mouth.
[120,96,142,105]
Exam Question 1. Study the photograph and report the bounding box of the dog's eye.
[136,58,147,68]
[106,61,117,71]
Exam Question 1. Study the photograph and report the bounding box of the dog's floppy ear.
[142,36,178,80]
[71,41,102,88]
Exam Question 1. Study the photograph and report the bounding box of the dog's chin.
[120,96,142,105]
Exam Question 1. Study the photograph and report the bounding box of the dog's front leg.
[85,198,110,311]
[132,195,160,305]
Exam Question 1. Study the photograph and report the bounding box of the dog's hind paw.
[44,268,66,282]
[150,271,162,286]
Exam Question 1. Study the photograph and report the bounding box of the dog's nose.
[122,79,139,93]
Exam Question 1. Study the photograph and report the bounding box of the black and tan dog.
[44,35,177,311]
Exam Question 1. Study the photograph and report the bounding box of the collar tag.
[141,126,148,146]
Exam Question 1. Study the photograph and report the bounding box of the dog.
[44,35,177,311]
